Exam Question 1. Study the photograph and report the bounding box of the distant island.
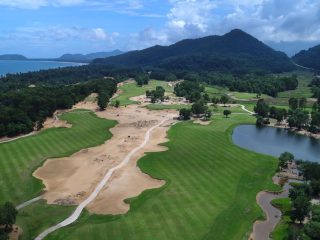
[0,54,28,60]
[0,50,124,63]
[55,50,124,62]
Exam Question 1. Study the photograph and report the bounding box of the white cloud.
[128,0,320,50]
[2,25,119,45]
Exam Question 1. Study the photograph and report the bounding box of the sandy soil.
[193,119,211,125]
[131,94,188,106]
[7,225,22,240]
[34,99,178,214]
[42,111,71,130]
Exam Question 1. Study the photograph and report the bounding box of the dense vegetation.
[174,81,205,102]
[0,64,132,93]
[204,73,298,97]
[146,86,165,103]
[292,45,320,70]
[0,79,116,138]
[276,155,320,240]
[93,29,295,74]
[0,202,17,240]
[254,96,320,133]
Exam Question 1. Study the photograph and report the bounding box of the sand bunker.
[34,101,177,214]
[43,111,71,130]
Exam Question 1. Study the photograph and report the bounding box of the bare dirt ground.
[34,96,178,214]
[42,111,71,130]
[8,225,22,240]
[131,94,188,106]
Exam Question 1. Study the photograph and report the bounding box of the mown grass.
[271,198,292,240]
[46,114,280,240]
[146,104,190,110]
[0,110,116,205]
[112,80,173,106]
[205,85,229,98]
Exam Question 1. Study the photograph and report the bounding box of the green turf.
[146,104,190,110]
[46,114,280,240]
[113,80,173,106]
[0,110,117,205]
[230,92,269,100]
[270,198,292,240]
[205,85,228,98]
[17,201,75,240]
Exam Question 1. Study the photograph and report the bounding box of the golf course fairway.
[44,114,280,240]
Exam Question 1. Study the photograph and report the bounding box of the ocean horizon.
[0,59,85,76]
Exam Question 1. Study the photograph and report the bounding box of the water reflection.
[232,125,320,162]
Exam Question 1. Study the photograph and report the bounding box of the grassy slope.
[270,198,292,240]
[0,110,116,204]
[113,80,173,106]
[47,114,280,240]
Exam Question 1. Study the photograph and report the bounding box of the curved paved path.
[34,117,169,240]
[16,196,42,210]
[251,182,289,240]
[0,132,36,144]
[240,105,255,115]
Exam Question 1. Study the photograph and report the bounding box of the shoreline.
[269,123,320,140]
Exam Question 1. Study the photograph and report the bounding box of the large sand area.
[34,93,178,215]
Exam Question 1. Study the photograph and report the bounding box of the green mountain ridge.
[92,29,295,73]
[292,44,320,70]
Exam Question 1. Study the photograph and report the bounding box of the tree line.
[151,70,298,97]
[0,79,117,138]
[254,97,320,133]
[278,153,320,239]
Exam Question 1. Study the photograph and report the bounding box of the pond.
[232,125,320,162]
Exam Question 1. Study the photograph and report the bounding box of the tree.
[179,108,192,120]
[165,73,177,82]
[311,111,320,133]
[299,97,307,109]
[220,95,229,106]
[256,116,264,126]
[0,202,18,232]
[136,73,149,86]
[288,109,309,129]
[211,97,219,104]
[204,110,212,120]
[289,97,299,110]
[290,195,311,224]
[147,86,166,103]
[192,101,207,116]
[203,93,210,103]
[114,100,120,108]
[254,99,270,117]
[223,110,231,118]
[279,152,294,169]
[97,92,109,111]
[304,221,320,239]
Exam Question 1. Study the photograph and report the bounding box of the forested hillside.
[292,44,320,70]
[93,29,295,74]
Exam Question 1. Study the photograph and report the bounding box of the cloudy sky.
[0,0,319,57]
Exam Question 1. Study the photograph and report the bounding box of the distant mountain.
[0,54,28,60]
[92,29,295,73]
[292,44,320,70]
[56,50,124,62]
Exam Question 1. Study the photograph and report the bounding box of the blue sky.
[0,0,319,57]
